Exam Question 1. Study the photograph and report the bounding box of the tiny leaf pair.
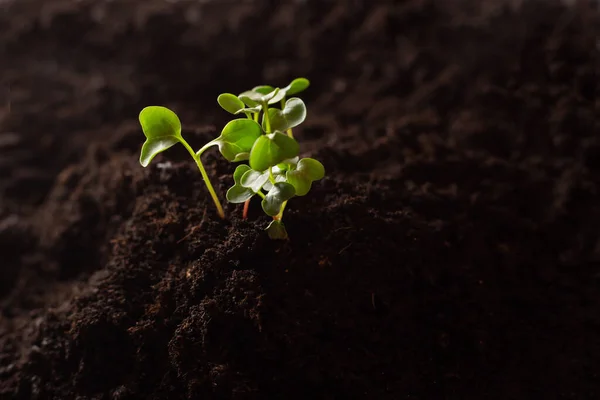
[264,98,307,132]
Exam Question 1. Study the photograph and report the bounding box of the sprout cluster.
[138,78,324,240]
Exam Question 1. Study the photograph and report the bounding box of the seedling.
[138,77,324,240]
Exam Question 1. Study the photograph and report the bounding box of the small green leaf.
[252,85,275,95]
[241,169,270,192]
[249,132,300,172]
[267,98,307,132]
[217,93,245,114]
[261,182,295,216]
[226,165,254,203]
[266,220,288,240]
[227,186,254,203]
[138,106,183,167]
[284,78,310,96]
[233,164,251,182]
[286,158,325,196]
[214,119,262,162]
[282,98,307,128]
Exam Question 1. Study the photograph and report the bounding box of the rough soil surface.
[0,0,599,399]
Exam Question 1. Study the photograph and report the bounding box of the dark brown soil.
[1,0,599,399]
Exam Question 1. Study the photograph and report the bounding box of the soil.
[0,0,599,399]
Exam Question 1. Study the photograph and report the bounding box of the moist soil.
[0,1,599,399]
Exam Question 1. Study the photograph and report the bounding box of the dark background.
[1,0,598,399]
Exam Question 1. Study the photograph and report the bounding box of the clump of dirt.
[0,1,598,399]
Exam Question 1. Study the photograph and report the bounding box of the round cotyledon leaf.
[266,98,307,132]
[214,119,263,162]
[284,77,310,96]
[282,98,307,128]
[226,186,254,203]
[252,85,275,95]
[138,106,183,167]
[241,169,270,193]
[286,158,325,196]
[261,182,295,216]
[249,132,300,172]
[226,165,255,203]
[217,93,246,114]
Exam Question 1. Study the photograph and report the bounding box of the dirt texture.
[0,0,599,399]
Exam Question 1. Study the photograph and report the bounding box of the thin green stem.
[256,191,266,200]
[269,167,276,184]
[263,102,271,133]
[181,139,225,219]
[244,112,252,120]
[253,112,259,122]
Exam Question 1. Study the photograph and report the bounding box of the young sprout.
[138,77,324,240]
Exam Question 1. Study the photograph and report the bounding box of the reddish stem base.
[243,199,250,219]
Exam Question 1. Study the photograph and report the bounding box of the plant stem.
[244,111,261,220]
[243,199,250,219]
[243,191,265,219]
[244,112,252,120]
[263,101,271,133]
[181,139,225,219]
[269,167,276,184]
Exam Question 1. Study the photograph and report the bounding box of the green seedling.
[138,77,324,240]
[138,106,226,218]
